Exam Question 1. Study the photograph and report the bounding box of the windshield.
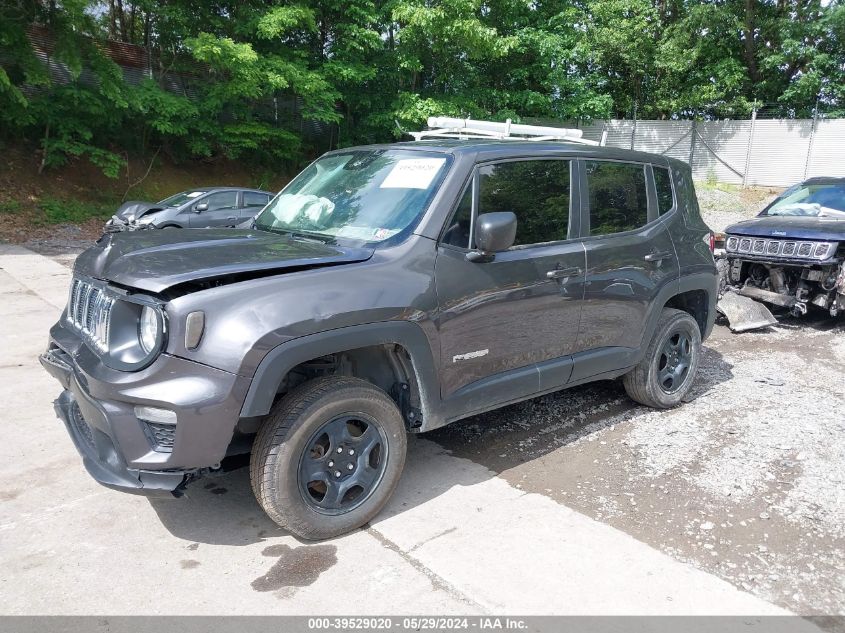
[763,183,845,218]
[158,190,206,207]
[254,149,449,243]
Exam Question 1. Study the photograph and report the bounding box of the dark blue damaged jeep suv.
[722,177,845,318]
[41,140,718,539]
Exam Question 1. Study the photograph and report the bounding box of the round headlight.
[139,306,159,353]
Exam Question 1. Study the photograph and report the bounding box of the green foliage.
[0,200,22,214]
[38,197,113,224]
[1,0,843,178]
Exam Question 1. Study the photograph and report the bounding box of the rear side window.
[586,161,648,235]
[244,192,270,207]
[653,167,674,215]
[478,160,570,246]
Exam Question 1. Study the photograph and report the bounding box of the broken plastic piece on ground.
[716,290,778,332]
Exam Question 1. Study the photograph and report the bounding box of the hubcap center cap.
[329,444,358,477]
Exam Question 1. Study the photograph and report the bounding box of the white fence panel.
[806,119,845,179]
[543,117,841,186]
[632,121,692,162]
[745,120,813,187]
[692,121,752,185]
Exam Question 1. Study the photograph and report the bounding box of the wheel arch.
[641,273,718,354]
[239,321,439,429]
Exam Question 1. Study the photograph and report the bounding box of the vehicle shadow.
[149,345,733,546]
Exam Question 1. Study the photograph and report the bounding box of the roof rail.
[410,117,600,146]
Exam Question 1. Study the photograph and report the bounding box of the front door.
[189,190,240,227]
[575,160,680,372]
[435,158,586,399]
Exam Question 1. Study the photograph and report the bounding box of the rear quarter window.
[653,166,675,215]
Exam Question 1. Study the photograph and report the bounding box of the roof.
[328,140,678,166]
[802,176,845,185]
[176,187,272,193]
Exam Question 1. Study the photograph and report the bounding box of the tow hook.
[791,302,808,318]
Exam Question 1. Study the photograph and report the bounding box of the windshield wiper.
[256,225,336,244]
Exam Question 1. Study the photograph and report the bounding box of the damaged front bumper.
[103,216,153,233]
[717,237,845,330]
[40,320,251,496]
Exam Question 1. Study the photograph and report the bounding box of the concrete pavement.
[0,244,815,618]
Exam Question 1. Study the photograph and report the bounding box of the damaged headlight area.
[67,278,167,370]
[720,237,845,319]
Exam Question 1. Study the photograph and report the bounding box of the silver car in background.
[105,187,273,231]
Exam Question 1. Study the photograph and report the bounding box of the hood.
[75,229,374,294]
[115,200,166,222]
[725,215,845,242]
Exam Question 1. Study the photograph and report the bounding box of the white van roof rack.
[410,116,600,146]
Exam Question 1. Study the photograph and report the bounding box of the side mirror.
[193,202,208,213]
[467,212,517,262]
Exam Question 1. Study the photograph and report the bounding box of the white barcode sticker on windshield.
[380,158,446,189]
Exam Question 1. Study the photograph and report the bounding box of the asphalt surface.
[0,243,841,624]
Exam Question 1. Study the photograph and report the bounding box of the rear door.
[573,160,679,379]
[435,158,586,398]
[189,190,240,227]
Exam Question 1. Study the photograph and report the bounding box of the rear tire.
[250,376,407,540]
[623,308,701,409]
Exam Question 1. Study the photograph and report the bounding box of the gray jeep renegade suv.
[41,140,717,539]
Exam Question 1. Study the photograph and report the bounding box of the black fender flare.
[239,321,440,419]
[638,271,718,362]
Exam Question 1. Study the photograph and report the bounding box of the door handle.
[644,251,674,263]
[546,267,581,280]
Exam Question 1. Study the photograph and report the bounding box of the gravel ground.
[696,184,781,232]
[428,314,845,620]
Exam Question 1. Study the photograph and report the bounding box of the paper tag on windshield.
[380,158,446,189]
[186,191,204,198]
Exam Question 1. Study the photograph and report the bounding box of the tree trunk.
[116,0,127,41]
[128,3,136,43]
[741,0,763,84]
[108,0,118,39]
[38,121,50,175]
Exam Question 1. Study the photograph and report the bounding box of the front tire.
[250,376,407,540]
[623,308,702,408]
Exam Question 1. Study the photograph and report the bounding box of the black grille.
[739,238,752,252]
[753,239,765,253]
[143,421,176,452]
[69,403,96,450]
[782,242,796,255]
[766,241,780,254]
[798,243,812,256]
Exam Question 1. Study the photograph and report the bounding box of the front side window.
[255,149,450,244]
[203,191,238,211]
[653,166,675,216]
[763,183,845,217]
[587,161,649,235]
[478,160,570,247]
